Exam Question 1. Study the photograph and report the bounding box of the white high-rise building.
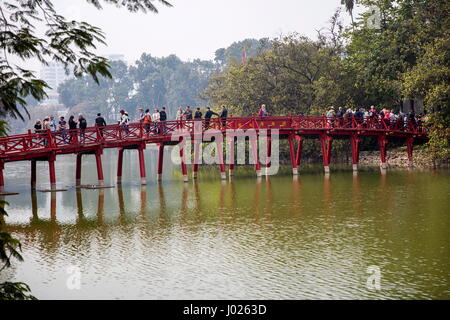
[40,62,71,105]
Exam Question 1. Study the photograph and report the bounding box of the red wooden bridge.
[0,115,427,191]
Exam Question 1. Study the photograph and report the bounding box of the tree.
[341,0,355,25]
[0,0,171,121]
[0,0,172,299]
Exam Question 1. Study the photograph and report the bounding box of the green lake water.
[1,148,449,299]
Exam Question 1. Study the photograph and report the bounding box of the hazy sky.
[47,0,363,65]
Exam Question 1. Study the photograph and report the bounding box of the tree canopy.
[0,0,171,120]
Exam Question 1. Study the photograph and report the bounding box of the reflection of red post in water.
[50,191,56,221]
[98,189,104,224]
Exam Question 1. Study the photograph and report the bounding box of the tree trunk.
[409,99,415,113]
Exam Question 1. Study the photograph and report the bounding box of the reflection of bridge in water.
[0,116,427,192]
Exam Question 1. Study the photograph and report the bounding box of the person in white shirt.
[176,107,184,121]
[119,110,130,134]
[152,109,160,133]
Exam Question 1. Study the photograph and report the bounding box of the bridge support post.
[295,136,303,172]
[157,144,164,181]
[265,134,272,175]
[31,160,37,190]
[48,153,56,190]
[76,153,82,186]
[320,134,333,173]
[138,145,146,185]
[288,135,298,175]
[95,150,104,186]
[378,135,388,169]
[192,140,200,179]
[289,135,303,175]
[216,140,226,180]
[179,139,188,182]
[227,136,235,177]
[406,137,414,167]
[250,136,261,177]
[350,134,361,172]
[0,161,4,192]
[117,148,124,184]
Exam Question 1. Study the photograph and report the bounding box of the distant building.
[40,62,71,106]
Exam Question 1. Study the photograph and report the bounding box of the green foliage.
[0,0,171,120]
[0,282,36,300]
[0,201,36,300]
[58,55,217,118]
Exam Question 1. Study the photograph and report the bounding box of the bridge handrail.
[0,115,426,157]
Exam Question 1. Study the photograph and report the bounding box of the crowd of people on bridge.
[30,103,426,141]
[324,106,427,131]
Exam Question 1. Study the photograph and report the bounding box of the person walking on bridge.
[78,113,87,143]
[219,105,228,128]
[258,104,268,119]
[184,106,193,120]
[144,109,152,133]
[152,109,160,134]
[160,107,167,134]
[95,113,107,137]
[119,110,130,134]
[205,107,219,129]
[58,116,68,144]
[194,108,202,120]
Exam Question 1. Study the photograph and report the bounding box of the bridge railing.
[0,130,53,155]
[0,115,425,158]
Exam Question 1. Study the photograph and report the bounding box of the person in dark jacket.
[78,113,87,142]
[159,107,167,133]
[204,107,219,129]
[194,108,202,120]
[95,113,107,136]
[219,105,228,127]
[184,106,193,120]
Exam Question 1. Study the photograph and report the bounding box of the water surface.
[1,149,449,299]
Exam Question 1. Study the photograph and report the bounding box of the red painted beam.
[31,160,37,190]
[157,144,164,181]
[48,153,56,190]
[192,140,200,179]
[76,153,82,186]
[138,145,146,185]
[216,140,226,180]
[95,150,104,186]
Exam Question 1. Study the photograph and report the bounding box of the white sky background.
[27,0,365,70]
